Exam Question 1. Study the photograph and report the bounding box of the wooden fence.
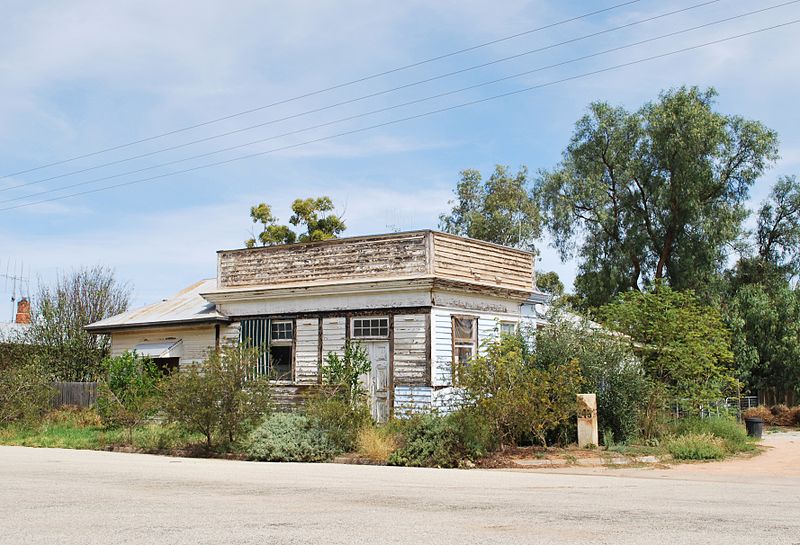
[52,381,98,408]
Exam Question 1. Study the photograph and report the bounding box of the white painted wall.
[295,318,319,384]
[110,325,216,365]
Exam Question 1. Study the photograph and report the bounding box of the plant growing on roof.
[244,196,346,247]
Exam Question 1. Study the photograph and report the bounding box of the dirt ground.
[521,430,800,482]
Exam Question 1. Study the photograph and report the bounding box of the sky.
[1,0,799,320]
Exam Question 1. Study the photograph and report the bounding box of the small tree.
[322,341,371,408]
[29,266,131,381]
[600,286,738,411]
[95,351,161,442]
[0,356,55,425]
[458,329,583,447]
[162,344,272,449]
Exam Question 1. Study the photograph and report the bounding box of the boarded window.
[240,318,270,376]
[352,317,389,338]
[452,316,477,368]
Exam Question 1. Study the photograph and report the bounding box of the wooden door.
[365,341,390,423]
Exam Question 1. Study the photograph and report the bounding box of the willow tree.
[537,87,779,307]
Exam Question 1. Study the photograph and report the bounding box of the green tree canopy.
[439,165,541,251]
[537,87,779,307]
[535,271,564,296]
[245,196,345,247]
[599,286,737,409]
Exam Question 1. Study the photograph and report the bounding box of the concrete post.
[577,393,599,448]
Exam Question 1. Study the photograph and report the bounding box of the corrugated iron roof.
[85,278,228,332]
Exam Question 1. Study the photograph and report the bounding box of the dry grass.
[356,427,399,462]
[743,405,800,427]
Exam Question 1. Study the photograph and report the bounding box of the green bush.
[162,344,272,449]
[387,411,490,468]
[95,351,162,442]
[304,394,371,452]
[0,358,55,425]
[458,329,583,447]
[673,416,754,454]
[666,433,726,460]
[247,413,338,462]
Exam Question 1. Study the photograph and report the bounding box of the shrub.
[743,405,773,424]
[387,412,489,468]
[458,328,583,447]
[769,405,795,427]
[95,351,161,442]
[322,341,371,408]
[666,433,726,460]
[0,358,55,425]
[162,344,272,449]
[674,416,754,454]
[305,394,371,452]
[356,426,399,462]
[247,413,337,462]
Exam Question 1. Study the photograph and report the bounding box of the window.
[452,316,477,368]
[240,318,269,376]
[271,320,293,342]
[499,321,517,336]
[240,318,294,380]
[269,320,293,380]
[352,317,389,338]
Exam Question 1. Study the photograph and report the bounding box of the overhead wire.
[0,0,725,194]
[1,1,794,206]
[0,0,644,180]
[1,18,796,213]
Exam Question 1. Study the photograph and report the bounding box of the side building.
[86,230,546,420]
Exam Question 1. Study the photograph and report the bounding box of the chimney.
[15,297,31,324]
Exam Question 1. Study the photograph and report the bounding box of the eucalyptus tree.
[537,87,779,307]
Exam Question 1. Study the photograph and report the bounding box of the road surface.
[1,434,798,544]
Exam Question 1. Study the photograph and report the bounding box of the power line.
[0,0,724,194]
[0,0,644,181]
[2,2,793,206]
[2,18,796,213]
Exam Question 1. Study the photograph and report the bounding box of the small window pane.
[500,322,517,336]
[271,321,293,341]
[352,317,389,338]
[453,317,474,341]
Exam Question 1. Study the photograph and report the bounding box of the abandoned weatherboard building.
[86,230,548,420]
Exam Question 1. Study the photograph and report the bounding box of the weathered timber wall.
[218,232,429,288]
[52,381,97,408]
[295,318,319,384]
[110,325,216,364]
[431,232,533,292]
[392,314,428,386]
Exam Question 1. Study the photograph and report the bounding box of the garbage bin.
[744,417,764,439]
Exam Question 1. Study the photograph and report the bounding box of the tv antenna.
[1,259,29,322]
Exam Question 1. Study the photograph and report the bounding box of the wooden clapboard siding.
[214,231,534,297]
[295,318,319,384]
[392,314,428,386]
[431,232,533,292]
[218,232,429,288]
[321,317,346,358]
[110,325,216,364]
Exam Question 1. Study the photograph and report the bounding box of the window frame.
[239,317,295,381]
[351,316,390,340]
[451,315,478,374]
[499,321,518,336]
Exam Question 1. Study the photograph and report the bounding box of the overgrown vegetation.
[162,345,272,448]
[95,351,161,442]
[246,413,337,462]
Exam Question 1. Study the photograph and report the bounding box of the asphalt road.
[1,443,798,545]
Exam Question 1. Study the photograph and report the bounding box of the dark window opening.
[153,357,180,375]
[269,345,292,380]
